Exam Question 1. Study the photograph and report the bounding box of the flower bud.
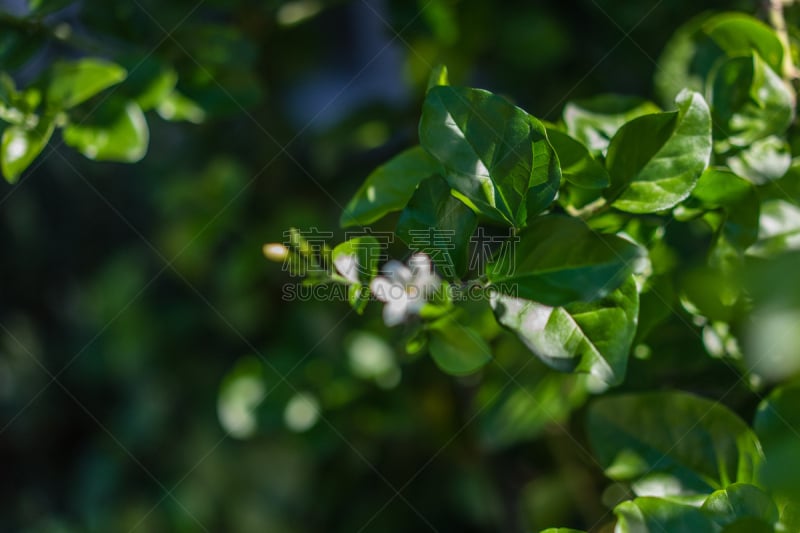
[262,243,289,262]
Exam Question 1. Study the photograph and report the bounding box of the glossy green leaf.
[587,391,764,493]
[491,275,638,385]
[419,86,560,227]
[711,53,793,149]
[428,318,491,375]
[340,146,441,227]
[727,136,791,185]
[396,176,477,279]
[63,100,148,162]
[1,118,54,183]
[46,59,127,110]
[753,380,800,501]
[747,200,800,258]
[704,14,784,74]
[545,126,609,189]
[331,237,380,314]
[614,497,720,533]
[655,12,784,104]
[605,89,711,213]
[486,215,644,306]
[562,94,660,155]
[702,483,778,529]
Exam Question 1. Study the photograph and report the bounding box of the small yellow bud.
[262,243,289,262]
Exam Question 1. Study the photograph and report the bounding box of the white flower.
[370,254,441,327]
[333,253,360,284]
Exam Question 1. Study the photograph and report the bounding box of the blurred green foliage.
[3,0,796,532]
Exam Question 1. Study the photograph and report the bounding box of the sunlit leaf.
[605,89,711,213]
[492,275,638,385]
[419,86,560,227]
[45,59,127,110]
[614,497,719,533]
[63,100,149,162]
[1,118,54,183]
[340,146,441,227]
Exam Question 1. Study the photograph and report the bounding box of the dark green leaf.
[545,126,609,189]
[587,391,764,493]
[605,89,711,213]
[702,483,778,529]
[63,100,148,163]
[396,176,477,279]
[491,275,638,385]
[614,497,720,533]
[419,86,560,227]
[46,59,127,110]
[340,146,441,227]
[486,215,644,306]
[1,118,54,183]
[753,380,800,501]
[686,168,760,255]
[562,94,660,155]
[711,53,793,149]
[476,344,587,450]
[428,318,491,375]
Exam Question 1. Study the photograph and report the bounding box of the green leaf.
[655,12,784,105]
[587,391,764,493]
[686,168,760,253]
[1,118,54,183]
[727,136,791,185]
[340,146,441,227]
[396,176,477,279]
[486,215,644,306]
[156,91,206,124]
[753,380,800,501]
[562,94,660,155]
[614,497,720,533]
[539,529,586,533]
[46,59,127,110]
[426,64,449,91]
[419,86,560,227]
[491,275,638,385]
[747,200,800,258]
[475,343,588,449]
[63,100,149,163]
[545,126,609,189]
[428,318,491,375]
[605,89,712,213]
[702,483,778,529]
[704,14,784,75]
[331,237,380,314]
[711,53,793,150]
